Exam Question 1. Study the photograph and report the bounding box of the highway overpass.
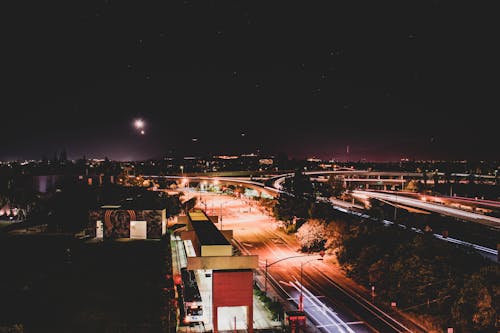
[352,190,500,230]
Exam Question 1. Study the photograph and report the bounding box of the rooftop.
[188,210,230,246]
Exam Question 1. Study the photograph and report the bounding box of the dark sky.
[2,1,498,161]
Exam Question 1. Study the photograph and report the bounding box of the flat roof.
[101,205,121,209]
[97,201,166,210]
[191,221,230,246]
[188,210,230,246]
[188,211,209,221]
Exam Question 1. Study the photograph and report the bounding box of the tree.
[272,170,315,229]
[183,197,197,213]
[467,172,475,184]
[309,201,336,220]
[0,324,24,333]
[432,171,439,187]
[281,170,314,198]
[327,176,345,197]
[444,171,452,184]
[405,180,419,192]
[366,199,385,221]
[165,195,182,218]
[296,219,327,252]
[451,265,500,332]
[368,257,389,285]
[323,219,347,250]
[422,171,429,190]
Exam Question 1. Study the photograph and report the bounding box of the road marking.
[317,321,365,328]
[314,269,412,333]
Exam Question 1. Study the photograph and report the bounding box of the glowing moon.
[134,119,144,129]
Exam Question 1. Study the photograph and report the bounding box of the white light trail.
[288,280,355,333]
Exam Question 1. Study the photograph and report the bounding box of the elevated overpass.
[352,190,500,230]
[142,172,499,260]
[270,170,419,191]
[144,169,497,198]
[143,175,283,197]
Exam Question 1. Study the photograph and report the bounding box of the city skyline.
[2,1,497,161]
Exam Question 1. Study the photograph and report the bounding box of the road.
[352,190,500,230]
[156,175,498,259]
[195,192,426,333]
[331,204,498,262]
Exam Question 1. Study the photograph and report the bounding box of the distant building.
[33,175,65,193]
[258,158,273,165]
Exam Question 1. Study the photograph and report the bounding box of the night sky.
[2,1,498,161]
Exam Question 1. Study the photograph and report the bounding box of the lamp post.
[299,257,323,311]
[393,190,398,222]
[264,251,325,300]
[218,201,229,230]
[264,255,306,297]
[265,258,268,295]
[220,202,223,230]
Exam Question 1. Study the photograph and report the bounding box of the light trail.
[312,270,414,333]
[288,280,355,333]
[331,206,498,259]
[352,190,500,227]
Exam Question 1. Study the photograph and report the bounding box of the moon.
[134,119,145,129]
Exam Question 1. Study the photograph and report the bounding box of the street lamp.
[220,202,224,230]
[393,190,398,222]
[299,257,323,311]
[263,251,325,300]
[264,255,306,297]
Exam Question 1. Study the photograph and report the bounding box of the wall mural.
[87,209,164,239]
[104,210,134,238]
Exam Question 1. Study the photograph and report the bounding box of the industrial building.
[176,209,258,333]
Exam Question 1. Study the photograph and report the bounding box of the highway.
[262,263,420,333]
[197,193,425,333]
[329,203,498,262]
[180,188,497,332]
[352,190,500,230]
[159,174,498,260]
[158,172,498,261]
[252,243,422,333]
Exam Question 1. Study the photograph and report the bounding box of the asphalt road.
[352,190,500,229]
[200,193,427,333]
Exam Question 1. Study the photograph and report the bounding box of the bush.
[253,286,284,321]
[0,324,24,333]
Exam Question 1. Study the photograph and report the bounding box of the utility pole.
[264,253,324,298]
[299,263,304,311]
[299,254,325,312]
[220,203,223,230]
[264,258,268,296]
[393,191,398,222]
